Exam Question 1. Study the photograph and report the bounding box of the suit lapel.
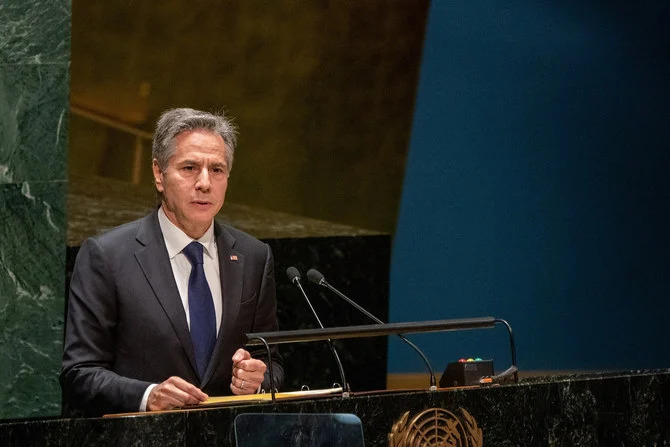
[202,222,244,386]
[134,210,198,377]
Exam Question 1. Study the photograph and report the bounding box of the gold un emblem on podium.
[388,407,483,447]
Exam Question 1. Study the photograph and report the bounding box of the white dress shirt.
[139,206,223,411]
[157,207,223,333]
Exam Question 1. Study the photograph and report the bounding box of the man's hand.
[147,376,208,411]
[230,348,267,395]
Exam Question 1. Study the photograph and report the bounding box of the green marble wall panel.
[0,182,66,417]
[0,65,69,183]
[0,0,70,65]
[0,0,70,420]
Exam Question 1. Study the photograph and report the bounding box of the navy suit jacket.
[60,210,283,416]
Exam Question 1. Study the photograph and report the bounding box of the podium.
[1,369,669,446]
[2,318,669,445]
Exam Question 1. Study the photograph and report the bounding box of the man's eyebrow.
[176,159,199,165]
[174,159,227,169]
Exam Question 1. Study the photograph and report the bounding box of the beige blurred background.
[68,1,430,233]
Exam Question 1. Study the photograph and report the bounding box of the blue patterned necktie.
[182,241,216,379]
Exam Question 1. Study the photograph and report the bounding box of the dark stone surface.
[0,0,70,65]
[233,413,364,447]
[0,182,67,418]
[1,371,668,446]
[0,0,71,417]
[0,64,70,183]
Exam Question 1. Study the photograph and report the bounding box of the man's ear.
[152,159,164,192]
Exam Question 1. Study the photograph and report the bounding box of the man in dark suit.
[61,108,283,416]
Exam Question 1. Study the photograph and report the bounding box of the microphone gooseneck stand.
[286,267,350,396]
[306,269,438,391]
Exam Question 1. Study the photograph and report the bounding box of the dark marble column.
[0,0,71,418]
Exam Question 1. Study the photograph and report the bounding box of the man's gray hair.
[152,108,237,172]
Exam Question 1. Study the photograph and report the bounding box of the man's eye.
[183,166,195,171]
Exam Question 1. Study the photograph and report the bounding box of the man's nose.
[195,168,211,191]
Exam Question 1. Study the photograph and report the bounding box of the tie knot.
[182,241,204,265]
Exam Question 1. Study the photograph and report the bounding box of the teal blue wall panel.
[390,1,670,373]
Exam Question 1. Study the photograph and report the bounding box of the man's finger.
[230,382,245,395]
[232,348,251,363]
[165,383,205,405]
[231,376,247,390]
[148,385,188,411]
[230,377,259,395]
[236,359,267,374]
[167,376,208,401]
[148,376,208,411]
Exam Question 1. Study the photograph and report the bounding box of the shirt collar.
[158,206,217,260]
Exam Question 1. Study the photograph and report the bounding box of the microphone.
[306,268,437,390]
[286,267,350,394]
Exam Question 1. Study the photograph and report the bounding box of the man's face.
[153,129,229,239]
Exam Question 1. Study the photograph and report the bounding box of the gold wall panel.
[69,1,430,232]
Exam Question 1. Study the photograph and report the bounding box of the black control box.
[439,359,494,387]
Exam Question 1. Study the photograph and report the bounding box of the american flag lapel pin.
[230,254,238,261]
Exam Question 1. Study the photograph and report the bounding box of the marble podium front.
[1,370,668,446]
